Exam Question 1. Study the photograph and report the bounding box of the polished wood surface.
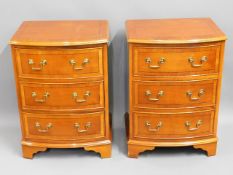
[126,18,226,158]
[22,145,47,159]
[9,20,109,46]
[193,142,217,156]
[23,112,105,141]
[133,111,214,139]
[133,80,217,108]
[126,18,226,44]
[128,144,155,158]
[133,43,221,76]
[84,144,112,158]
[10,21,111,158]
[20,81,104,111]
[14,47,104,79]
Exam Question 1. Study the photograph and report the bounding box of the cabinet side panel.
[128,43,134,139]
[11,46,25,138]
[103,44,110,139]
[213,41,226,135]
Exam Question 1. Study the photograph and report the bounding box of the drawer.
[23,112,105,141]
[20,81,104,111]
[133,45,221,76]
[133,111,214,140]
[133,80,217,108]
[14,47,103,79]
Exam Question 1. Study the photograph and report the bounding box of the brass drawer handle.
[188,56,207,68]
[35,122,52,133]
[145,121,162,132]
[32,92,50,103]
[145,57,166,69]
[145,90,164,101]
[186,89,205,101]
[74,122,92,133]
[28,59,47,71]
[185,120,202,131]
[72,91,91,103]
[69,58,89,70]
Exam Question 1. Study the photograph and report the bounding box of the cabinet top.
[126,18,226,44]
[9,20,109,46]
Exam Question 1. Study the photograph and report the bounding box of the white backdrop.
[0,0,233,174]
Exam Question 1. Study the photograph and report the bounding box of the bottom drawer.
[23,112,105,141]
[133,111,214,140]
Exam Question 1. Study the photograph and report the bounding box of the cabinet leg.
[22,145,47,159]
[193,142,217,156]
[128,144,155,158]
[84,144,112,158]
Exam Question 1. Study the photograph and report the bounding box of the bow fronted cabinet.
[9,20,112,159]
[125,18,226,158]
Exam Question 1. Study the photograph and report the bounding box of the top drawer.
[133,44,221,76]
[14,47,103,79]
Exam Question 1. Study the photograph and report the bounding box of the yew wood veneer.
[9,20,111,158]
[126,18,226,158]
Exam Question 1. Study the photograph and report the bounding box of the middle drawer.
[19,81,104,111]
[133,80,217,108]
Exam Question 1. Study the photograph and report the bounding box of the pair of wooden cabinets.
[9,18,226,159]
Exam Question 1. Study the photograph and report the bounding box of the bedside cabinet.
[9,20,111,159]
[126,18,226,158]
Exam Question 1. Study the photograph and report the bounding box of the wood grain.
[10,21,111,159]
[126,18,226,44]
[22,145,47,159]
[9,20,109,46]
[133,80,217,108]
[133,111,214,139]
[193,142,217,156]
[126,18,226,157]
[14,46,103,79]
[133,43,221,76]
[84,144,112,158]
[23,112,105,141]
[20,81,104,112]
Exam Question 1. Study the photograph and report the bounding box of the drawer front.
[23,112,105,141]
[133,45,220,76]
[133,80,217,108]
[20,81,104,111]
[15,47,103,79]
[133,111,214,140]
